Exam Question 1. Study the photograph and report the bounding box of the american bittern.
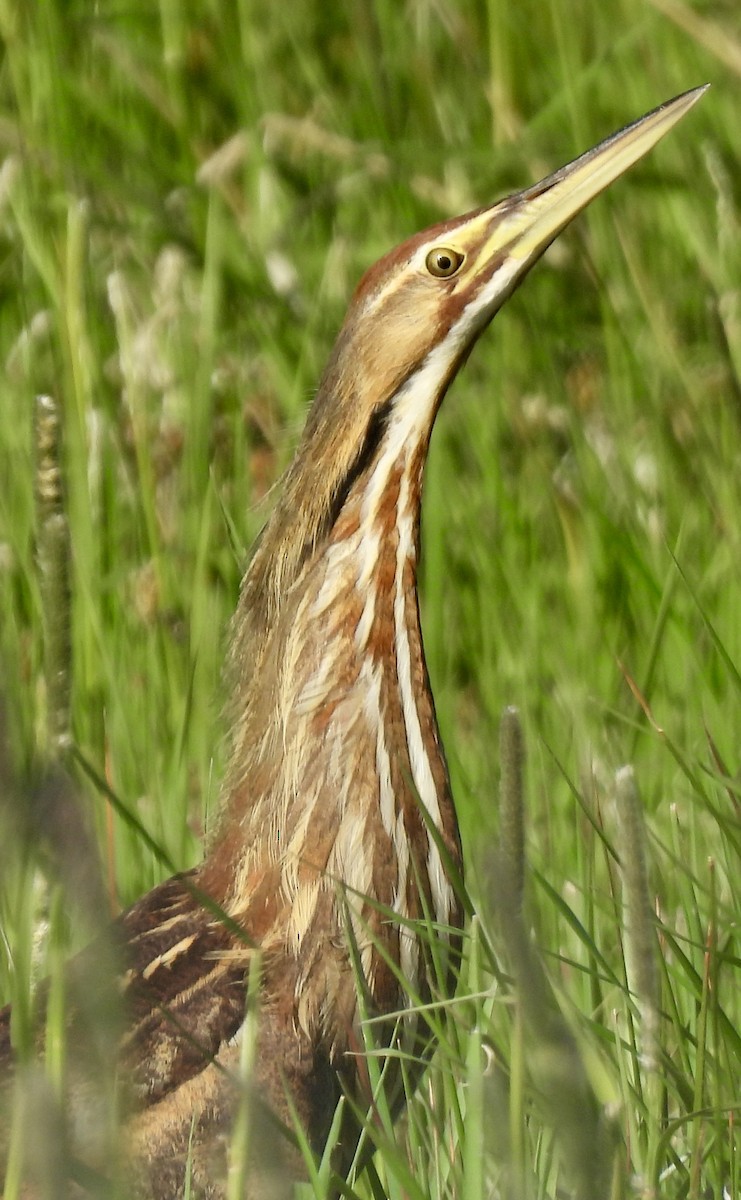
[0,88,703,1197]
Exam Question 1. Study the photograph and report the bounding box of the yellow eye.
[425,246,464,278]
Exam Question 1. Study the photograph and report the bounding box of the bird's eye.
[425,247,464,278]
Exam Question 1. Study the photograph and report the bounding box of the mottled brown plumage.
[0,89,703,1198]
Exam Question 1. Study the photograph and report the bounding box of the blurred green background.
[0,2,739,1197]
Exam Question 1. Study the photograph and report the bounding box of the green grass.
[1,1,739,1197]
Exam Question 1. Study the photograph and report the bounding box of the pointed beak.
[485,85,707,268]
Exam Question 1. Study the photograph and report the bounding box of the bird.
[0,87,704,1199]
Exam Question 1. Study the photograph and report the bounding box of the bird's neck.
[200,425,458,947]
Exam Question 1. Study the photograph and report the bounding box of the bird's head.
[332,84,705,427]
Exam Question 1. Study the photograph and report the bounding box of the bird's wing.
[0,873,251,1107]
[112,872,251,1105]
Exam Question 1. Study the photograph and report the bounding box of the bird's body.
[122,222,468,1190]
[0,89,703,1198]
